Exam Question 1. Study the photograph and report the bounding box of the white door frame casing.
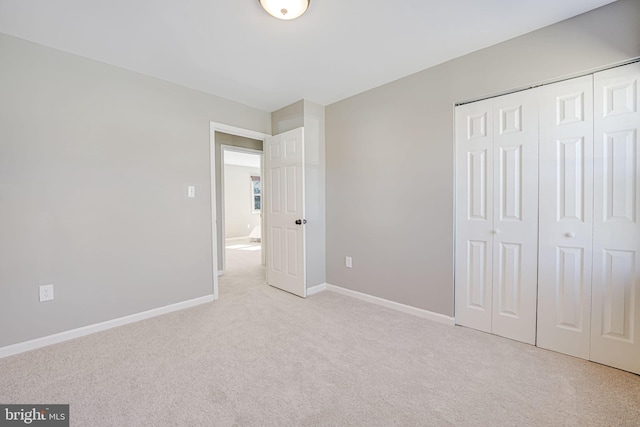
[219,144,264,274]
[209,122,269,299]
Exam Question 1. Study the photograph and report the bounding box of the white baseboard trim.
[0,294,215,359]
[224,236,251,243]
[326,284,455,326]
[306,283,327,296]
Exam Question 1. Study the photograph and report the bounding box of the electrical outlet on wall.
[39,284,54,302]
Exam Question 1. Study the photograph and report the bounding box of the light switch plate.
[187,186,196,198]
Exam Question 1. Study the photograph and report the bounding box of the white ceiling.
[0,0,616,111]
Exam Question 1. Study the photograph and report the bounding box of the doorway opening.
[221,146,264,278]
[209,123,268,300]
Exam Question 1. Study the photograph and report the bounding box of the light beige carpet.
[1,244,639,426]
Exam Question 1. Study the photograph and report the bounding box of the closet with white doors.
[455,61,640,375]
[454,89,539,345]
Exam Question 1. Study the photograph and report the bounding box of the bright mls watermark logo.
[0,405,68,426]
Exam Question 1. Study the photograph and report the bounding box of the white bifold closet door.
[455,99,494,334]
[536,62,640,374]
[457,62,639,373]
[455,90,539,345]
[590,63,640,374]
[537,76,594,359]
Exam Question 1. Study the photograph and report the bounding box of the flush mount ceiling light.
[259,0,310,20]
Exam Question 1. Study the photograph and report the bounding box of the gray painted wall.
[271,100,304,134]
[272,100,326,288]
[223,165,261,239]
[325,0,640,317]
[0,34,270,348]
[303,100,326,288]
[214,132,263,271]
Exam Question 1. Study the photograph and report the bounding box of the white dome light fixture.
[259,0,310,20]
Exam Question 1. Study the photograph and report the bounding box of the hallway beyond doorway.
[220,238,266,297]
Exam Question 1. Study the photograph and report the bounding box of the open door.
[265,128,306,297]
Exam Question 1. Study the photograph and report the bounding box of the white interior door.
[265,128,306,297]
[491,90,539,345]
[455,99,494,333]
[537,76,594,359]
[591,62,640,374]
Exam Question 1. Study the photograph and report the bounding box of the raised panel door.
[537,76,594,359]
[491,90,539,345]
[591,63,640,374]
[265,128,306,297]
[455,100,494,333]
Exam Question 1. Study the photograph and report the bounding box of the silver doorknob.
[565,232,575,238]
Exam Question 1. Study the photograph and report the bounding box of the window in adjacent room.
[251,175,261,212]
